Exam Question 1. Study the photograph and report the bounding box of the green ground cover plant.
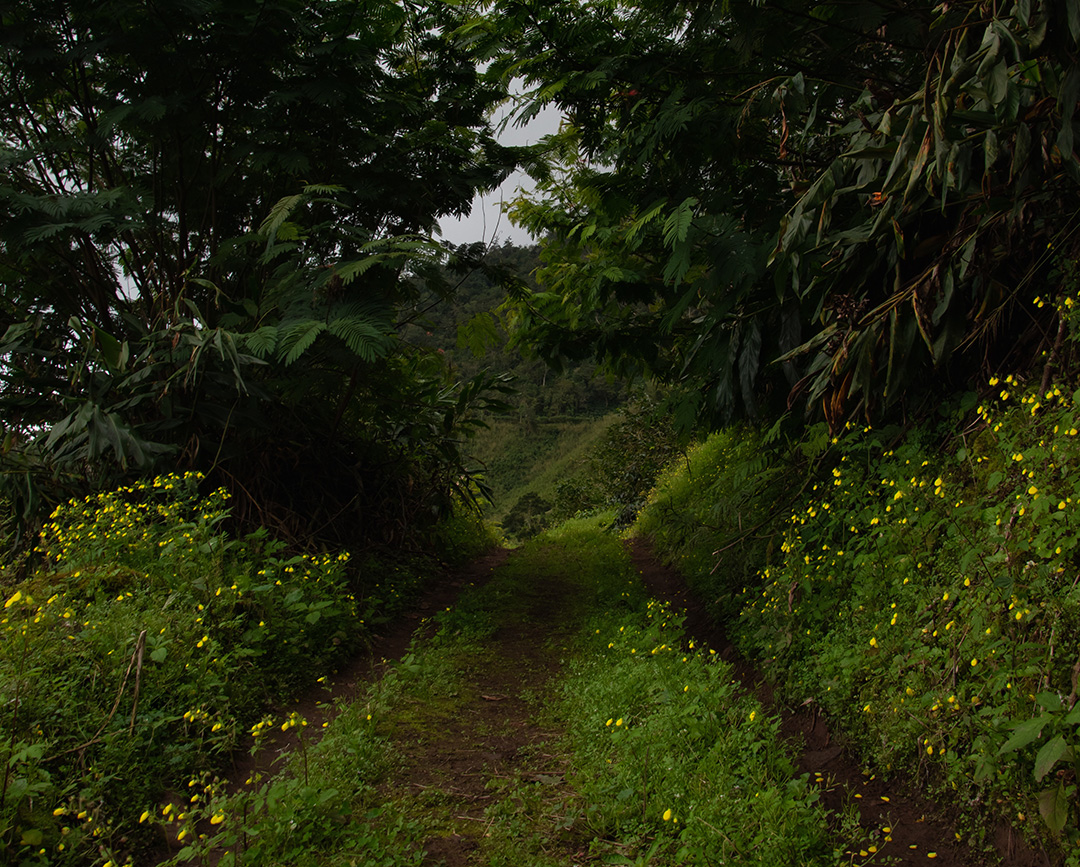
[0,472,480,867]
[561,597,832,866]
[162,516,833,867]
[736,382,1080,858]
[153,699,426,867]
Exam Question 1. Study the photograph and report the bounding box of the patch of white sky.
[437,88,563,248]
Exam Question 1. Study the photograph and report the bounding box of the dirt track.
[220,540,1033,866]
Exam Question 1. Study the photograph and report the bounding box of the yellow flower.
[663,809,673,821]
[210,812,225,825]
[4,591,21,609]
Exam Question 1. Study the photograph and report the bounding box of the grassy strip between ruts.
[158,515,833,866]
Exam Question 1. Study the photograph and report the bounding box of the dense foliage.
[486,0,1080,429]
[634,350,1080,859]
[0,0,522,545]
[405,241,625,420]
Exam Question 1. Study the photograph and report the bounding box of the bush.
[633,424,794,616]
[735,385,1080,855]
[0,473,408,866]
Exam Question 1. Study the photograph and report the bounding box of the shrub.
[0,473,384,866]
[731,386,1080,855]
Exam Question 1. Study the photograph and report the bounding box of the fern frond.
[277,320,325,366]
[259,194,304,240]
[244,325,279,359]
[327,316,390,361]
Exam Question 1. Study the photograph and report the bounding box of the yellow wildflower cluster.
[281,710,308,732]
[182,706,212,725]
[250,715,277,738]
[36,472,228,565]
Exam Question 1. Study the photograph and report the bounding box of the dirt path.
[375,549,589,866]
[212,539,1033,867]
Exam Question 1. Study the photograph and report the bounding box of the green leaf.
[326,316,389,361]
[1011,122,1032,180]
[662,197,697,248]
[1038,781,1069,834]
[277,321,326,366]
[260,194,304,242]
[1038,692,1063,712]
[92,325,128,371]
[985,59,1008,106]
[999,715,1051,754]
[334,256,385,285]
[1035,735,1071,781]
[1057,69,1080,161]
[244,326,279,359]
[1068,0,1080,43]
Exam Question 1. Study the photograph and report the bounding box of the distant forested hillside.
[403,242,626,422]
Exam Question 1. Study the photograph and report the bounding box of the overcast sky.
[437,100,563,247]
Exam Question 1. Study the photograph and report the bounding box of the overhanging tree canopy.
[485,0,1080,430]
[0,0,520,541]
